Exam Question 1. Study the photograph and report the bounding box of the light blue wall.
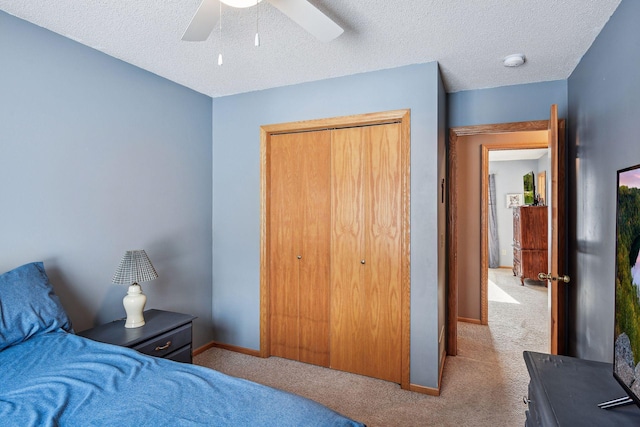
[448,80,568,127]
[212,63,443,387]
[567,0,640,361]
[537,153,550,182]
[489,159,541,267]
[0,11,214,347]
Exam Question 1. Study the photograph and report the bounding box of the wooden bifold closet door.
[269,130,331,367]
[268,121,403,383]
[330,124,402,383]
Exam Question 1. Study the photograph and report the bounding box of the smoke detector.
[503,54,526,67]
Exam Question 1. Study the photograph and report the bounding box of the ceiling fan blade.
[182,0,221,41]
[268,0,343,42]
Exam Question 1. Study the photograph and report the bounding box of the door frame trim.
[447,119,560,356]
[259,109,411,390]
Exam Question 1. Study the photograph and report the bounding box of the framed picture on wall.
[538,171,547,205]
[506,193,523,208]
[523,171,536,205]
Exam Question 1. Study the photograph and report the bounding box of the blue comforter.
[0,331,364,426]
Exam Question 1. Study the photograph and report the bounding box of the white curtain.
[488,174,500,268]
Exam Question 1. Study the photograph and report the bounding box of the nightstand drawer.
[165,345,192,363]
[133,323,192,358]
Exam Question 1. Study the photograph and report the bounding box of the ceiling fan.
[182,0,344,43]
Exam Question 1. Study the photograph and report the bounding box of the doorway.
[486,148,551,353]
[447,109,566,356]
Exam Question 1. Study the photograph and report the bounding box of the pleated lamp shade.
[112,250,158,328]
[112,250,158,285]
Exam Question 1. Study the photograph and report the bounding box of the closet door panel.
[299,130,331,367]
[330,127,366,374]
[365,123,402,383]
[269,134,301,360]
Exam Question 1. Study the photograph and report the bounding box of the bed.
[0,262,365,426]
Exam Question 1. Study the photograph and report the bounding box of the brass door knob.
[538,272,571,283]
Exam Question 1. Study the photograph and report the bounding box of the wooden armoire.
[512,206,548,285]
[260,111,410,387]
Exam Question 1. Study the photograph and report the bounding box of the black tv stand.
[598,396,635,409]
[523,351,640,425]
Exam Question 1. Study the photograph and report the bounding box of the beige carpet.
[195,268,548,426]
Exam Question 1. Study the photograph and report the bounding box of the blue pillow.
[0,262,72,351]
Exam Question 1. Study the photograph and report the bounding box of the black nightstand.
[523,351,640,426]
[78,309,196,363]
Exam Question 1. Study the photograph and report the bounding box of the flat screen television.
[523,171,536,205]
[613,163,640,408]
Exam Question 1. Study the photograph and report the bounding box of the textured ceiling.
[0,0,621,98]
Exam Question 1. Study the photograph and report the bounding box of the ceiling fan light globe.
[183,0,343,43]
[220,0,262,8]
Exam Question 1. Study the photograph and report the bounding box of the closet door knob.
[361,259,366,265]
[297,255,302,260]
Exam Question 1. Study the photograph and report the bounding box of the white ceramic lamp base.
[123,283,147,328]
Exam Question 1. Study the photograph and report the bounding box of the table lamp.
[112,250,158,328]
